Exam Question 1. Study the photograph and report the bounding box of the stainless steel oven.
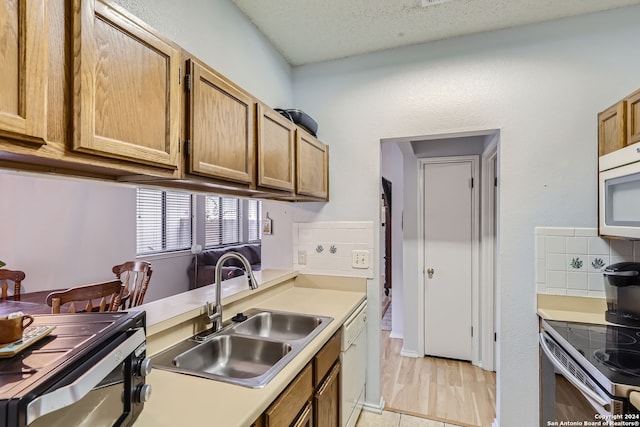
[0,311,152,427]
[540,319,640,426]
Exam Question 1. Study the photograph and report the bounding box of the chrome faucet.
[205,251,258,333]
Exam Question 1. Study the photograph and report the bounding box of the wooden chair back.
[112,261,152,308]
[0,269,25,300]
[46,280,125,313]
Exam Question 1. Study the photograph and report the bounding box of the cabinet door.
[314,362,340,427]
[628,89,640,146]
[598,101,626,156]
[264,364,313,427]
[186,59,255,184]
[0,0,47,143]
[293,402,313,427]
[72,0,180,169]
[257,104,295,191]
[296,131,329,200]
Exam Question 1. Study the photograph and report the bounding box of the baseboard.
[400,348,420,358]
[362,397,385,414]
[389,330,403,339]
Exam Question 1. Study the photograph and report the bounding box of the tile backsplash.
[293,221,374,279]
[536,227,640,298]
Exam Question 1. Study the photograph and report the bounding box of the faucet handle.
[205,301,213,317]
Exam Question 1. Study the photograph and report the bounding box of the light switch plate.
[352,250,370,269]
[298,250,307,265]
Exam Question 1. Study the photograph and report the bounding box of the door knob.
[427,268,434,278]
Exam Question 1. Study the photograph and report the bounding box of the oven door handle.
[26,328,146,425]
[539,332,610,410]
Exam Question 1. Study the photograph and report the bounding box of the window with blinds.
[248,199,261,242]
[205,196,239,246]
[136,188,192,255]
[205,196,262,248]
[136,189,261,255]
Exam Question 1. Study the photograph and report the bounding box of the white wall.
[381,142,404,338]
[287,6,640,425]
[0,171,135,291]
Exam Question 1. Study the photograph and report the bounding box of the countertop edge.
[537,294,608,324]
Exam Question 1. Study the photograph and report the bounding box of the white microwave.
[599,142,640,239]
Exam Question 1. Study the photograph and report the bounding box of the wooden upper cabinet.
[0,0,47,143]
[598,101,626,157]
[72,0,180,169]
[296,130,329,200]
[628,89,640,146]
[186,59,255,185]
[257,104,295,192]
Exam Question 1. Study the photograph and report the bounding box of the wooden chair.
[0,269,25,300]
[46,280,125,313]
[112,261,152,308]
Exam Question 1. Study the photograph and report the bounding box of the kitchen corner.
[133,270,367,427]
[537,225,640,422]
[537,294,607,325]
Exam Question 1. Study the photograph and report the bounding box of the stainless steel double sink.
[152,308,333,388]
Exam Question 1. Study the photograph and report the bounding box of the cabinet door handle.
[316,362,340,396]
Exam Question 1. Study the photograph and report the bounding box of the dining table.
[1,288,130,316]
[0,298,51,316]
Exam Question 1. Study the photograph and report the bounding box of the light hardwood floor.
[356,410,463,426]
[380,331,496,427]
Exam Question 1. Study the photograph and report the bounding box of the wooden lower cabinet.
[293,402,314,427]
[263,364,313,427]
[254,330,342,427]
[314,362,341,427]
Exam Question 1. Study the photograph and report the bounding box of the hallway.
[379,330,496,427]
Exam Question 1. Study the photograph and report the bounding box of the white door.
[423,157,477,361]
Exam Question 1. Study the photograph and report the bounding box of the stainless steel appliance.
[540,319,640,425]
[340,301,367,427]
[604,262,640,326]
[0,311,151,427]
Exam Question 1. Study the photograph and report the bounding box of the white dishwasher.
[340,301,367,427]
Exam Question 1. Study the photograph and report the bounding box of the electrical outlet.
[352,250,370,269]
[298,250,307,265]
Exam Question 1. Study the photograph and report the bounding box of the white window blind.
[205,196,240,246]
[248,199,261,241]
[205,196,261,248]
[136,188,191,255]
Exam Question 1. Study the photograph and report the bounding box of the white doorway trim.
[417,155,481,366]
[480,139,498,372]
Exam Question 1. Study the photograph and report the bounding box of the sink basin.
[173,335,291,379]
[152,308,333,388]
[232,311,324,341]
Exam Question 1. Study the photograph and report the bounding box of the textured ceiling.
[231,0,640,66]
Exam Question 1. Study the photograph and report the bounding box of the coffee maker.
[604,262,640,326]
